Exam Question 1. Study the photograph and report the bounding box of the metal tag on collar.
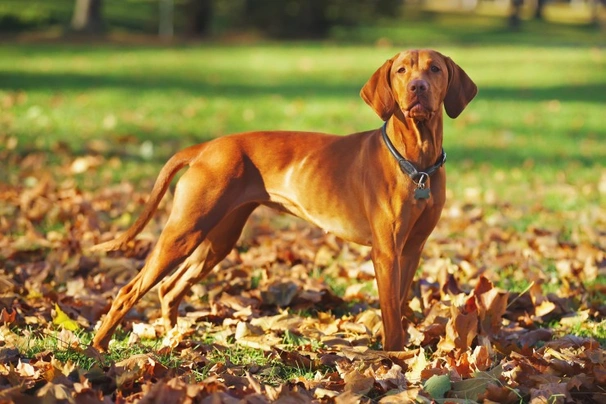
[414,187,430,200]
[414,172,430,200]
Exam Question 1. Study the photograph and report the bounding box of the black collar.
[381,121,446,188]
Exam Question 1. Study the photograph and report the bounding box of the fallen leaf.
[449,365,504,401]
[423,374,451,399]
[342,369,375,395]
[405,347,428,384]
[438,295,478,353]
[52,303,80,331]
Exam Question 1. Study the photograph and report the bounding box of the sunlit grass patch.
[17,328,98,370]
[554,319,606,347]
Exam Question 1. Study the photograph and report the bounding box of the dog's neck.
[385,109,444,170]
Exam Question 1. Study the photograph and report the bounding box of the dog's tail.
[90,146,200,252]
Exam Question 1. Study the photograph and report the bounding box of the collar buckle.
[414,172,429,189]
[381,122,446,183]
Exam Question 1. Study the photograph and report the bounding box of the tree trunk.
[534,0,547,20]
[187,0,213,37]
[591,0,606,29]
[375,0,402,16]
[71,0,104,33]
[159,0,174,38]
[508,0,524,29]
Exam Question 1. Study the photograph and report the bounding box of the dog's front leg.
[372,246,406,351]
[399,237,426,318]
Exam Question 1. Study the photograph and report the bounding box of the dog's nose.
[408,79,429,94]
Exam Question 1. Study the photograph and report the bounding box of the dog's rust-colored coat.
[91,49,477,352]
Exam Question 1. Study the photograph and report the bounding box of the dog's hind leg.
[92,165,248,351]
[158,203,258,329]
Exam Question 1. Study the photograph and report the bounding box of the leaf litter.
[0,149,605,403]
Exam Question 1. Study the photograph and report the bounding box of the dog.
[90,49,477,352]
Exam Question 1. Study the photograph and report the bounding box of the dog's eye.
[430,65,441,73]
[397,67,406,73]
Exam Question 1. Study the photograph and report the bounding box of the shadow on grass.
[3,61,604,171]
[445,144,604,171]
[9,129,603,173]
[479,84,606,104]
[0,70,361,99]
[333,10,606,48]
[2,70,606,105]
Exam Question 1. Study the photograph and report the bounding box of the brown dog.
[91,49,477,352]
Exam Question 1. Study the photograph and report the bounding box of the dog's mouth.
[404,101,433,121]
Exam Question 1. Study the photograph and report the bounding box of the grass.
[568,320,606,346]
[19,328,98,369]
[15,325,326,385]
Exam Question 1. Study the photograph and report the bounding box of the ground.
[0,12,605,404]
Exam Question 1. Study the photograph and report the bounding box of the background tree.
[374,0,403,16]
[159,0,174,38]
[591,0,606,28]
[534,0,548,20]
[240,0,403,39]
[71,0,104,33]
[509,0,524,28]
[187,0,213,37]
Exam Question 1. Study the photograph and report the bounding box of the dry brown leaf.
[475,279,508,336]
[529,382,571,404]
[36,382,73,403]
[341,369,375,395]
[438,295,479,353]
[404,347,428,384]
[16,360,39,378]
[0,308,17,325]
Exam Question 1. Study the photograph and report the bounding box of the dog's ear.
[360,57,396,121]
[443,56,477,119]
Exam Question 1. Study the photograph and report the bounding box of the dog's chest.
[264,195,373,246]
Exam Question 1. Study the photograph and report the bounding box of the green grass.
[19,328,98,370]
[15,325,326,385]
[568,320,606,345]
[2,22,604,212]
[15,330,322,397]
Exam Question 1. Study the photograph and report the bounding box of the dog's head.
[360,49,477,122]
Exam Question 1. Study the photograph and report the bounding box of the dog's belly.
[262,198,372,246]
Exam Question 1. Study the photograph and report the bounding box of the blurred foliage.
[1,0,604,37]
[0,1,71,32]
[0,0,175,33]
[220,0,402,38]
[0,0,401,37]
